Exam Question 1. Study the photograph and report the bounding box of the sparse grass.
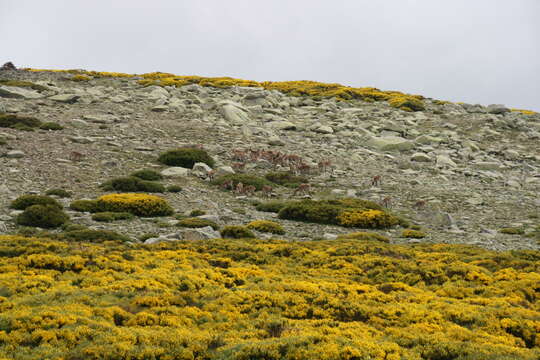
[177,217,219,230]
[45,189,72,198]
[265,172,308,188]
[91,212,134,222]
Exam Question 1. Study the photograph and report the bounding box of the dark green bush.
[212,174,273,191]
[265,171,308,187]
[61,223,88,232]
[45,188,72,198]
[0,113,42,129]
[10,195,62,210]
[189,209,206,217]
[69,200,99,213]
[167,185,183,193]
[39,122,63,131]
[130,169,163,181]
[16,204,69,228]
[158,148,215,168]
[220,225,255,239]
[100,176,165,193]
[255,201,291,213]
[177,217,219,230]
[59,229,130,243]
[11,123,35,131]
[92,212,134,222]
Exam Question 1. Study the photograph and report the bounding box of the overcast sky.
[1,0,539,110]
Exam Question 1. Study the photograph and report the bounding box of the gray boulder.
[161,167,190,178]
[366,136,415,152]
[0,85,42,99]
[487,104,510,114]
[219,101,251,125]
[49,94,80,103]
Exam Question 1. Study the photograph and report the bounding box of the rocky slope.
[0,67,538,250]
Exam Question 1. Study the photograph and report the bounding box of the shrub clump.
[96,193,174,217]
[45,188,72,198]
[10,195,62,210]
[0,79,48,91]
[389,96,425,112]
[337,231,390,242]
[337,209,399,229]
[39,122,63,131]
[0,113,42,129]
[16,204,69,228]
[177,217,219,230]
[499,227,525,235]
[247,220,285,235]
[255,201,291,213]
[130,169,163,181]
[158,148,215,168]
[166,185,183,193]
[100,176,165,193]
[92,212,134,222]
[189,209,206,217]
[70,200,99,213]
[59,229,130,242]
[212,173,273,191]
[401,229,427,239]
[265,172,308,187]
[220,225,255,239]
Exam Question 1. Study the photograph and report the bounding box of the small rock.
[366,136,415,152]
[323,233,338,240]
[151,105,169,112]
[70,119,90,128]
[268,121,296,130]
[179,226,220,240]
[192,162,213,177]
[198,214,220,223]
[215,166,235,177]
[267,136,285,146]
[473,161,501,171]
[410,153,432,162]
[314,125,334,134]
[436,154,457,168]
[6,150,25,158]
[49,94,80,103]
[161,167,190,178]
[69,136,95,144]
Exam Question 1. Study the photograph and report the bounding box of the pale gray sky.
[1,0,539,110]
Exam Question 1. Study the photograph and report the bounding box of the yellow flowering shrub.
[388,95,425,112]
[511,108,537,115]
[337,209,399,228]
[0,234,537,359]
[246,220,285,235]
[70,74,91,81]
[336,231,390,242]
[402,229,427,238]
[96,193,174,217]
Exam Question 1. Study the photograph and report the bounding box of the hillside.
[0,65,539,359]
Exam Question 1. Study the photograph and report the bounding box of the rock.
[410,153,432,162]
[331,189,346,195]
[0,85,42,99]
[70,119,90,128]
[487,104,510,114]
[268,121,296,130]
[215,166,235,177]
[346,189,357,197]
[219,101,251,125]
[323,233,338,240]
[69,136,95,144]
[436,154,457,168]
[49,94,80,103]
[473,161,501,171]
[110,95,129,103]
[267,136,285,146]
[161,167,190,178]
[314,125,334,134]
[6,150,25,158]
[179,226,220,240]
[82,114,120,124]
[366,136,415,152]
[415,135,443,145]
[144,236,170,245]
[243,92,268,106]
[0,221,6,232]
[0,132,16,141]
[192,162,213,177]
[151,105,169,112]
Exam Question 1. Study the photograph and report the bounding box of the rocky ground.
[0,68,538,251]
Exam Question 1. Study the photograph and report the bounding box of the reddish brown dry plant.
[371,175,382,187]
[293,183,311,196]
[69,151,84,162]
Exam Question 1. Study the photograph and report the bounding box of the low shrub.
[92,212,134,222]
[212,173,273,191]
[167,185,183,193]
[278,200,344,225]
[45,188,72,198]
[499,227,525,235]
[16,204,69,228]
[337,231,390,242]
[10,194,62,210]
[61,223,88,232]
[100,176,165,193]
[39,122,63,130]
[0,79,48,91]
[265,172,308,187]
[247,220,285,235]
[0,113,42,129]
[130,169,163,181]
[70,74,91,81]
[96,193,174,217]
[255,201,291,213]
[177,217,219,230]
[401,229,427,238]
[158,148,215,168]
[220,225,255,239]
[189,209,206,217]
[60,229,130,242]
[70,200,99,213]
[337,209,399,229]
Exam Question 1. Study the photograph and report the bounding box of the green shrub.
[70,200,99,213]
[189,209,206,217]
[278,200,343,225]
[220,225,255,239]
[60,229,130,243]
[100,176,165,193]
[45,189,72,198]
[10,195,62,210]
[0,138,6,146]
[265,172,308,187]
[0,79,47,91]
[247,220,285,235]
[167,185,183,193]
[337,231,390,242]
[11,123,34,131]
[158,148,214,168]
[16,204,69,228]
[0,113,42,129]
[499,227,525,235]
[92,212,134,222]
[177,217,219,230]
[255,201,291,213]
[401,229,427,238]
[61,223,88,232]
[39,122,63,130]
[130,169,163,181]
[212,173,273,191]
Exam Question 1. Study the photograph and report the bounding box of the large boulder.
[219,101,252,125]
[487,104,510,114]
[0,86,42,99]
[161,167,190,178]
